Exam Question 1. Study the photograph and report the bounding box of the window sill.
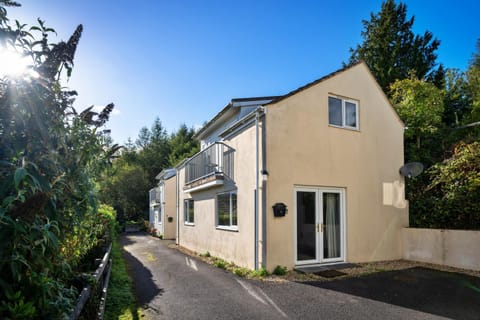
[328,124,360,132]
[216,226,238,232]
[184,222,195,227]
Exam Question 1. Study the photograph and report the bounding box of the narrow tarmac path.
[120,233,449,320]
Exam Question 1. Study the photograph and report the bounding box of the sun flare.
[0,45,36,78]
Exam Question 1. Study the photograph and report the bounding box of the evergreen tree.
[466,39,480,124]
[443,68,471,126]
[169,124,199,166]
[137,117,171,183]
[348,0,440,93]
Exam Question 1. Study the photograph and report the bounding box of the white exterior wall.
[264,63,408,269]
[149,187,161,234]
[403,228,480,271]
[178,124,259,268]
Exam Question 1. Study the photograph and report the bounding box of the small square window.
[328,96,358,129]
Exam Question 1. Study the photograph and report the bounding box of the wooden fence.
[69,243,113,320]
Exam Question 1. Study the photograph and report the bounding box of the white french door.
[295,187,345,265]
[153,205,163,234]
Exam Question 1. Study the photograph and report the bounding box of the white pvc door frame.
[294,186,346,266]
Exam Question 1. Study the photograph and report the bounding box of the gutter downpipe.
[254,109,259,270]
[254,106,264,270]
[175,168,180,245]
[261,110,267,270]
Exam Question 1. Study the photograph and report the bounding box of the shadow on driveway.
[300,267,480,320]
[120,234,164,306]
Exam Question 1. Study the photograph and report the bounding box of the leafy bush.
[214,259,227,269]
[251,268,270,277]
[234,268,250,277]
[0,3,119,318]
[199,251,211,258]
[410,142,480,229]
[272,265,288,276]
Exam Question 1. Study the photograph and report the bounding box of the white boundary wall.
[403,228,480,271]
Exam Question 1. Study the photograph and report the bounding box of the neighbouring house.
[176,61,408,271]
[149,168,177,239]
[148,186,160,233]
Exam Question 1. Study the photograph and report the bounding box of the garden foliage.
[351,0,480,230]
[0,1,119,318]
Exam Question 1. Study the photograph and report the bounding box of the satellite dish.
[399,162,424,178]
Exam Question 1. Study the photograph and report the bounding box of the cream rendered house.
[149,168,177,239]
[177,62,408,271]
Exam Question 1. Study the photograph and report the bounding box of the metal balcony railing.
[149,187,161,204]
[184,142,234,185]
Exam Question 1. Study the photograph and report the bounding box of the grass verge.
[104,235,143,320]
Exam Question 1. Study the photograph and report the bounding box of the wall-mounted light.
[261,169,269,182]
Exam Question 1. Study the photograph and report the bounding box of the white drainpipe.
[254,106,265,270]
[176,168,180,245]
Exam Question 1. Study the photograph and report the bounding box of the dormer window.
[328,96,358,130]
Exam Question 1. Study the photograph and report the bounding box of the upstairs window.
[328,96,358,130]
[184,199,194,224]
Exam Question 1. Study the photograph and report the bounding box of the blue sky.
[8,0,480,144]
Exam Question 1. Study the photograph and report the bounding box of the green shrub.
[214,259,227,269]
[0,4,119,317]
[234,268,250,277]
[199,251,211,258]
[272,265,288,276]
[410,141,480,229]
[252,267,270,277]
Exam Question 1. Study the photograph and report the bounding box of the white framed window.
[216,191,237,230]
[184,199,194,225]
[328,96,358,130]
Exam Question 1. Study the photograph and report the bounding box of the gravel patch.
[167,241,480,282]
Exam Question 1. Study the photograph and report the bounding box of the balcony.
[184,142,234,192]
[149,187,161,205]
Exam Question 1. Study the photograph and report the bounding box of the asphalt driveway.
[300,267,480,320]
[120,233,480,319]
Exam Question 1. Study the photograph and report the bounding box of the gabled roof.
[155,168,176,181]
[264,61,404,126]
[195,61,402,143]
[194,96,280,140]
[265,61,364,106]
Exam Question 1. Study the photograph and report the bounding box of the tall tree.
[442,68,471,126]
[390,76,445,164]
[348,0,440,93]
[99,159,149,222]
[137,117,171,183]
[466,39,480,124]
[169,124,199,166]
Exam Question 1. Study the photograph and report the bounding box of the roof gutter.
[219,109,257,139]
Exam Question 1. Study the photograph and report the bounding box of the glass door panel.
[296,191,317,262]
[322,192,341,259]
